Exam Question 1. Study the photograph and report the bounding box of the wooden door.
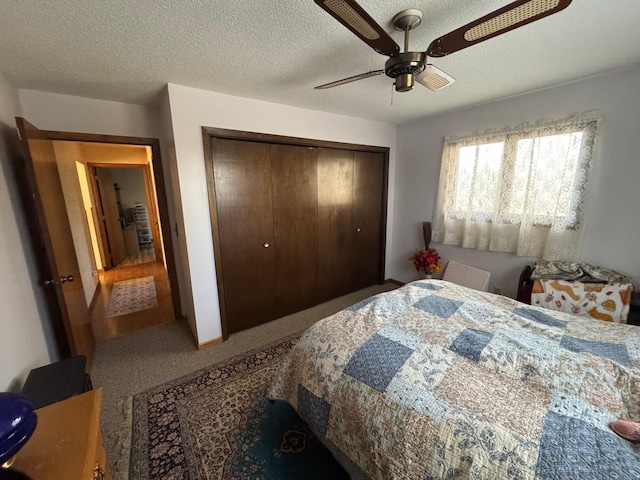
[352,151,385,290]
[212,138,277,333]
[143,164,164,264]
[16,118,95,362]
[271,144,318,317]
[93,167,126,267]
[316,147,354,302]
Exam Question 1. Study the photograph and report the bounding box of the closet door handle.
[263,242,270,248]
[356,228,361,232]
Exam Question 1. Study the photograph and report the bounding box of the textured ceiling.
[1,0,639,125]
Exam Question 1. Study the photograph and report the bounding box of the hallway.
[90,259,175,342]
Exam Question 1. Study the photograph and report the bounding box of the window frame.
[440,118,599,231]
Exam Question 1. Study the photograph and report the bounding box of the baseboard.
[384,278,405,286]
[198,336,223,349]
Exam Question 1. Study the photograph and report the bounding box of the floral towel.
[268,280,640,480]
[531,279,633,323]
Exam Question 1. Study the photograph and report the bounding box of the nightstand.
[21,356,91,409]
[10,388,108,479]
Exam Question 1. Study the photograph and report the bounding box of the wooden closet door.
[352,151,386,290]
[271,144,318,317]
[212,138,277,333]
[316,148,354,302]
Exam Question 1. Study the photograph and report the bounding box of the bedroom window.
[432,112,600,261]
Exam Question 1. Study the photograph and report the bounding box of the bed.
[267,279,640,479]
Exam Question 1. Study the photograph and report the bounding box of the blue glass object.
[0,393,37,465]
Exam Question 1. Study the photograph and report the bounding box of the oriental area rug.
[128,335,349,479]
[106,276,158,318]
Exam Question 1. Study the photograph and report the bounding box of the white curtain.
[432,111,601,261]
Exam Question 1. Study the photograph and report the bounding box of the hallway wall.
[53,141,99,306]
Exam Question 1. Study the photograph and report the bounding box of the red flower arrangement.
[410,248,442,273]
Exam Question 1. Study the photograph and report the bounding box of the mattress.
[268,279,640,479]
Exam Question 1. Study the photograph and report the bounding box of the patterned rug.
[106,276,158,318]
[128,335,349,479]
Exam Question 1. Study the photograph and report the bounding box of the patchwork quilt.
[268,280,640,480]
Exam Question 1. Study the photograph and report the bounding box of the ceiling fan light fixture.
[416,65,456,91]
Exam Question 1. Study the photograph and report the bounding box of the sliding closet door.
[212,138,277,333]
[208,130,388,336]
[271,144,319,317]
[317,147,354,302]
[352,151,385,290]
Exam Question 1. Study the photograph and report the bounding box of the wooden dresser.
[11,388,109,480]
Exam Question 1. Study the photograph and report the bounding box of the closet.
[207,133,387,336]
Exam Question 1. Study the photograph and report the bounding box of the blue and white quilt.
[268,279,640,479]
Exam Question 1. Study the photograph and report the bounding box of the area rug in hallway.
[127,334,348,479]
[106,276,158,318]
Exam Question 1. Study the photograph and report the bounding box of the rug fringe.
[107,396,133,480]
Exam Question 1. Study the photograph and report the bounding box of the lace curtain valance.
[432,111,601,261]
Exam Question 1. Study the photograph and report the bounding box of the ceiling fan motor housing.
[385,51,426,92]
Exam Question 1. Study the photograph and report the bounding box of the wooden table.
[11,388,108,479]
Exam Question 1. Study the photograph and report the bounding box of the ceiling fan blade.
[415,65,456,91]
[315,70,385,89]
[314,0,400,57]
[427,0,573,57]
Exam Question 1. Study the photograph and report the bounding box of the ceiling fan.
[313,0,573,93]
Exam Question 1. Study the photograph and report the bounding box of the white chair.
[442,261,491,292]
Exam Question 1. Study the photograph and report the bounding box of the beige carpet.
[91,282,398,478]
[106,276,158,318]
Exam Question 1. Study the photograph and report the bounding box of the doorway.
[17,119,183,365]
[51,138,180,343]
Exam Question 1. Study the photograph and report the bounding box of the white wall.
[158,87,193,336]
[111,167,147,211]
[53,142,99,306]
[76,162,103,270]
[167,83,397,344]
[19,90,159,139]
[0,74,58,391]
[392,66,640,298]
